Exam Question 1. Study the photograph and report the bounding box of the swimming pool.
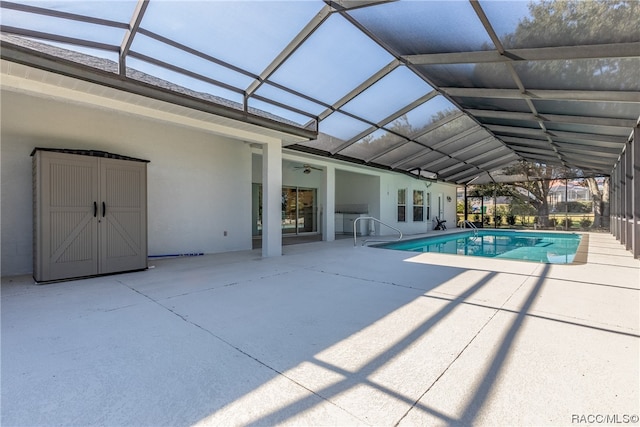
[376,230,585,264]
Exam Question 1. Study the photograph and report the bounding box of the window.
[413,190,424,222]
[397,189,406,222]
[426,192,431,220]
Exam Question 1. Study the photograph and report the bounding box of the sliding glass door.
[282,187,298,234]
[282,187,317,234]
[296,188,316,233]
[253,185,317,236]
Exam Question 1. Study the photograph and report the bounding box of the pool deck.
[2,231,639,426]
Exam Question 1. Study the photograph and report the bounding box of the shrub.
[507,214,516,225]
[580,217,592,229]
[554,201,592,214]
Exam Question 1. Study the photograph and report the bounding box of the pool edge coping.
[373,228,589,266]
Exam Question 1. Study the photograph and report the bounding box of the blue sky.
[2,0,535,136]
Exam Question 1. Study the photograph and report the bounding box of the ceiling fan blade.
[292,164,322,172]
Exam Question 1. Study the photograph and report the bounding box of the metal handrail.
[353,216,403,246]
[460,220,479,237]
[461,220,477,229]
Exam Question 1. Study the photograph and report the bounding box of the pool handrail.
[353,216,403,246]
[460,220,479,238]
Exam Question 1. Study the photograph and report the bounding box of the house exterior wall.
[2,88,459,278]
[335,170,380,218]
[378,174,454,234]
[253,150,458,237]
[1,90,252,277]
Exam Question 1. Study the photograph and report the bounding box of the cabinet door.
[36,152,99,281]
[99,158,147,274]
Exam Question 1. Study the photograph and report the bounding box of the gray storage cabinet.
[32,148,148,282]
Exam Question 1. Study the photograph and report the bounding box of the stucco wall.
[253,151,458,237]
[2,89,460,277]
[335,170,380,217]
[378,174,455,235]
[1,90,252,277]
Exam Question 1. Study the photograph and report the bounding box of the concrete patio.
[2,232,639,426]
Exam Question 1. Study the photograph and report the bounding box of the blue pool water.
[377,230,583,264]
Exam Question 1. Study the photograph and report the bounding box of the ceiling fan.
[294,164,322,174]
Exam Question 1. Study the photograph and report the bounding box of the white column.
[620,143,627,246]
[322,165,335,241]
[626,139,633,250]
[632,127,639,258]
[262,141,282,257]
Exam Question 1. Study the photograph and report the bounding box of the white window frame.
[413,189,424,222]
[397,188,407,222]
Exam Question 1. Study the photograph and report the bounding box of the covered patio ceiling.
[1,0,638,184]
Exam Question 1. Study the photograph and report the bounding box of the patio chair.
[434,217,447,230]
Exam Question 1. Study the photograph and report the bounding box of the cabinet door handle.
[102,202,106,217]
[93,201,97,217]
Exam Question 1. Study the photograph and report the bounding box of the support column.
[492,186,497,227]
[616,160,623,240]
[262,141,282,257]
[464,186,468,224]
[564,178,569,231]
[620,147,627,246]
[322,165,335,242]
[611,164,618,238]
[625,140,633,250]
[633,128,639,258]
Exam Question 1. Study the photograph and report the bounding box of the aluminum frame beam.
[0,42,318,141]
[319,59,401,122]
[1,1,129,28]
[404,42,640,65]
[469,109,638,129]
[0,26,118,52]
[119,0,148,75]
[246,4,333,97]
[447,167,483,183]
[443,87,640,103]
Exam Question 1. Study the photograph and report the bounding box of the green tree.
[503,0,634,209]
[470,1,634,226]
[472,162,611,229]
[506,1,639,47]
[474,0,639,90]
[515,170,554,225]
[472,161,568,226]
[506,1,638,92]
[582,176,610,228]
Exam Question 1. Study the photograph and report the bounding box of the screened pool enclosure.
[1,0,638,256]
